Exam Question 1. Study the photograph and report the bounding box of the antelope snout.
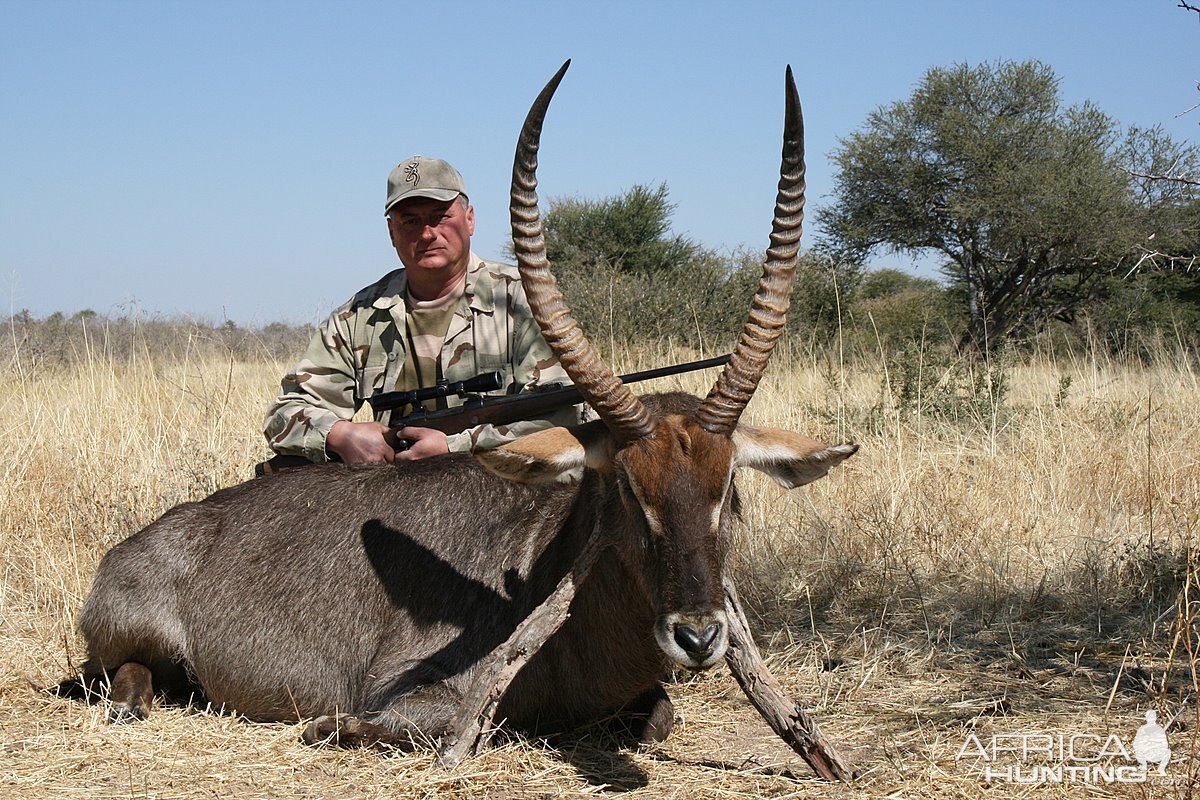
[658,611,728,669]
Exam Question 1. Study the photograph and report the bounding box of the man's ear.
[732,424,858,489]
[475,421,614,484]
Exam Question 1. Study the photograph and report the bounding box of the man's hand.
[326,421,450,464]
[394,426,450,461]
[326,420,397,464]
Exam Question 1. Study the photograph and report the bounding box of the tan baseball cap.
[385,155,468,214]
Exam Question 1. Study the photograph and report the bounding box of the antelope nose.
[673,622,721,657]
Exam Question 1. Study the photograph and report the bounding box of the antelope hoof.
[108,699,149,724]
[303,714,355,746]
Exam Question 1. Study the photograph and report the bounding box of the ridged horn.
[695,65,805,435]
[510,60,656,444]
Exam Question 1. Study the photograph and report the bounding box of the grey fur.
[78,393,739,740]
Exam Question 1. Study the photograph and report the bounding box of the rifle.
[254,354,731,476]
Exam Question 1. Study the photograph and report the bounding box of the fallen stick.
[437,519,609,767]
[723,577,856,782]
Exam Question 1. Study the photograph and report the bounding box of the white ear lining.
[733,426,858,488]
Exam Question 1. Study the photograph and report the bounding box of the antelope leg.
[722,577,855,783]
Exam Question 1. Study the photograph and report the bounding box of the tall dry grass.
[1,324,1197,798]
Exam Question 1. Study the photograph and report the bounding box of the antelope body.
[74,62,856,748]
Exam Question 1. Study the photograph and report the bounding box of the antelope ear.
[475,421,615,484]
[732,425,858,489]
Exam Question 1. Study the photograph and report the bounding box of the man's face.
[386,196,475,277]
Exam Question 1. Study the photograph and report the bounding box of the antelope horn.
[695,66,805,435]
[510,60,656,444]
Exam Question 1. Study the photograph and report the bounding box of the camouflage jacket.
[263,253,582,462]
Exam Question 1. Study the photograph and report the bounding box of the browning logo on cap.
[385,155,468,214]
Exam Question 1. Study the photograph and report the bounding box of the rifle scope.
[368,371,505,413]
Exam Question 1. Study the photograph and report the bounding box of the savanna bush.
[1,311,311,371]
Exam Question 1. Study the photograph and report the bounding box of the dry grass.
[2,330,1198,798]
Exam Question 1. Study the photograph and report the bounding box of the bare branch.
[1125,247,1199,277]
[722,577,856,782]
[437,520,611,767]
[1175,95,1200,120]
[1179,1,1200,16]
[1125,168,1200,188]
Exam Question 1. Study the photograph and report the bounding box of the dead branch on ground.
[723,577,856,782]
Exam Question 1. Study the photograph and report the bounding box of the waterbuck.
[71,61,856,752]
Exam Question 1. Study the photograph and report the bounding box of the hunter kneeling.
[261,155,583,473]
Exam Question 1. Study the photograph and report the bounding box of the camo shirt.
[263,253,583,462]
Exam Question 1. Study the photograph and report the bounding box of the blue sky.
[3,1,1197,325]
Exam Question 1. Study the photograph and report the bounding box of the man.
[263,155,581,464]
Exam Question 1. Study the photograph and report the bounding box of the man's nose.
[418,223,438,241]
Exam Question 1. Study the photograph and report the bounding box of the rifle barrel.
[612,354,731,385]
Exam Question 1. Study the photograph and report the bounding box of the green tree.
[819,60,1135,354]
[853,268,959,347]
[517,182,743,348]
[538,182,702,276]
